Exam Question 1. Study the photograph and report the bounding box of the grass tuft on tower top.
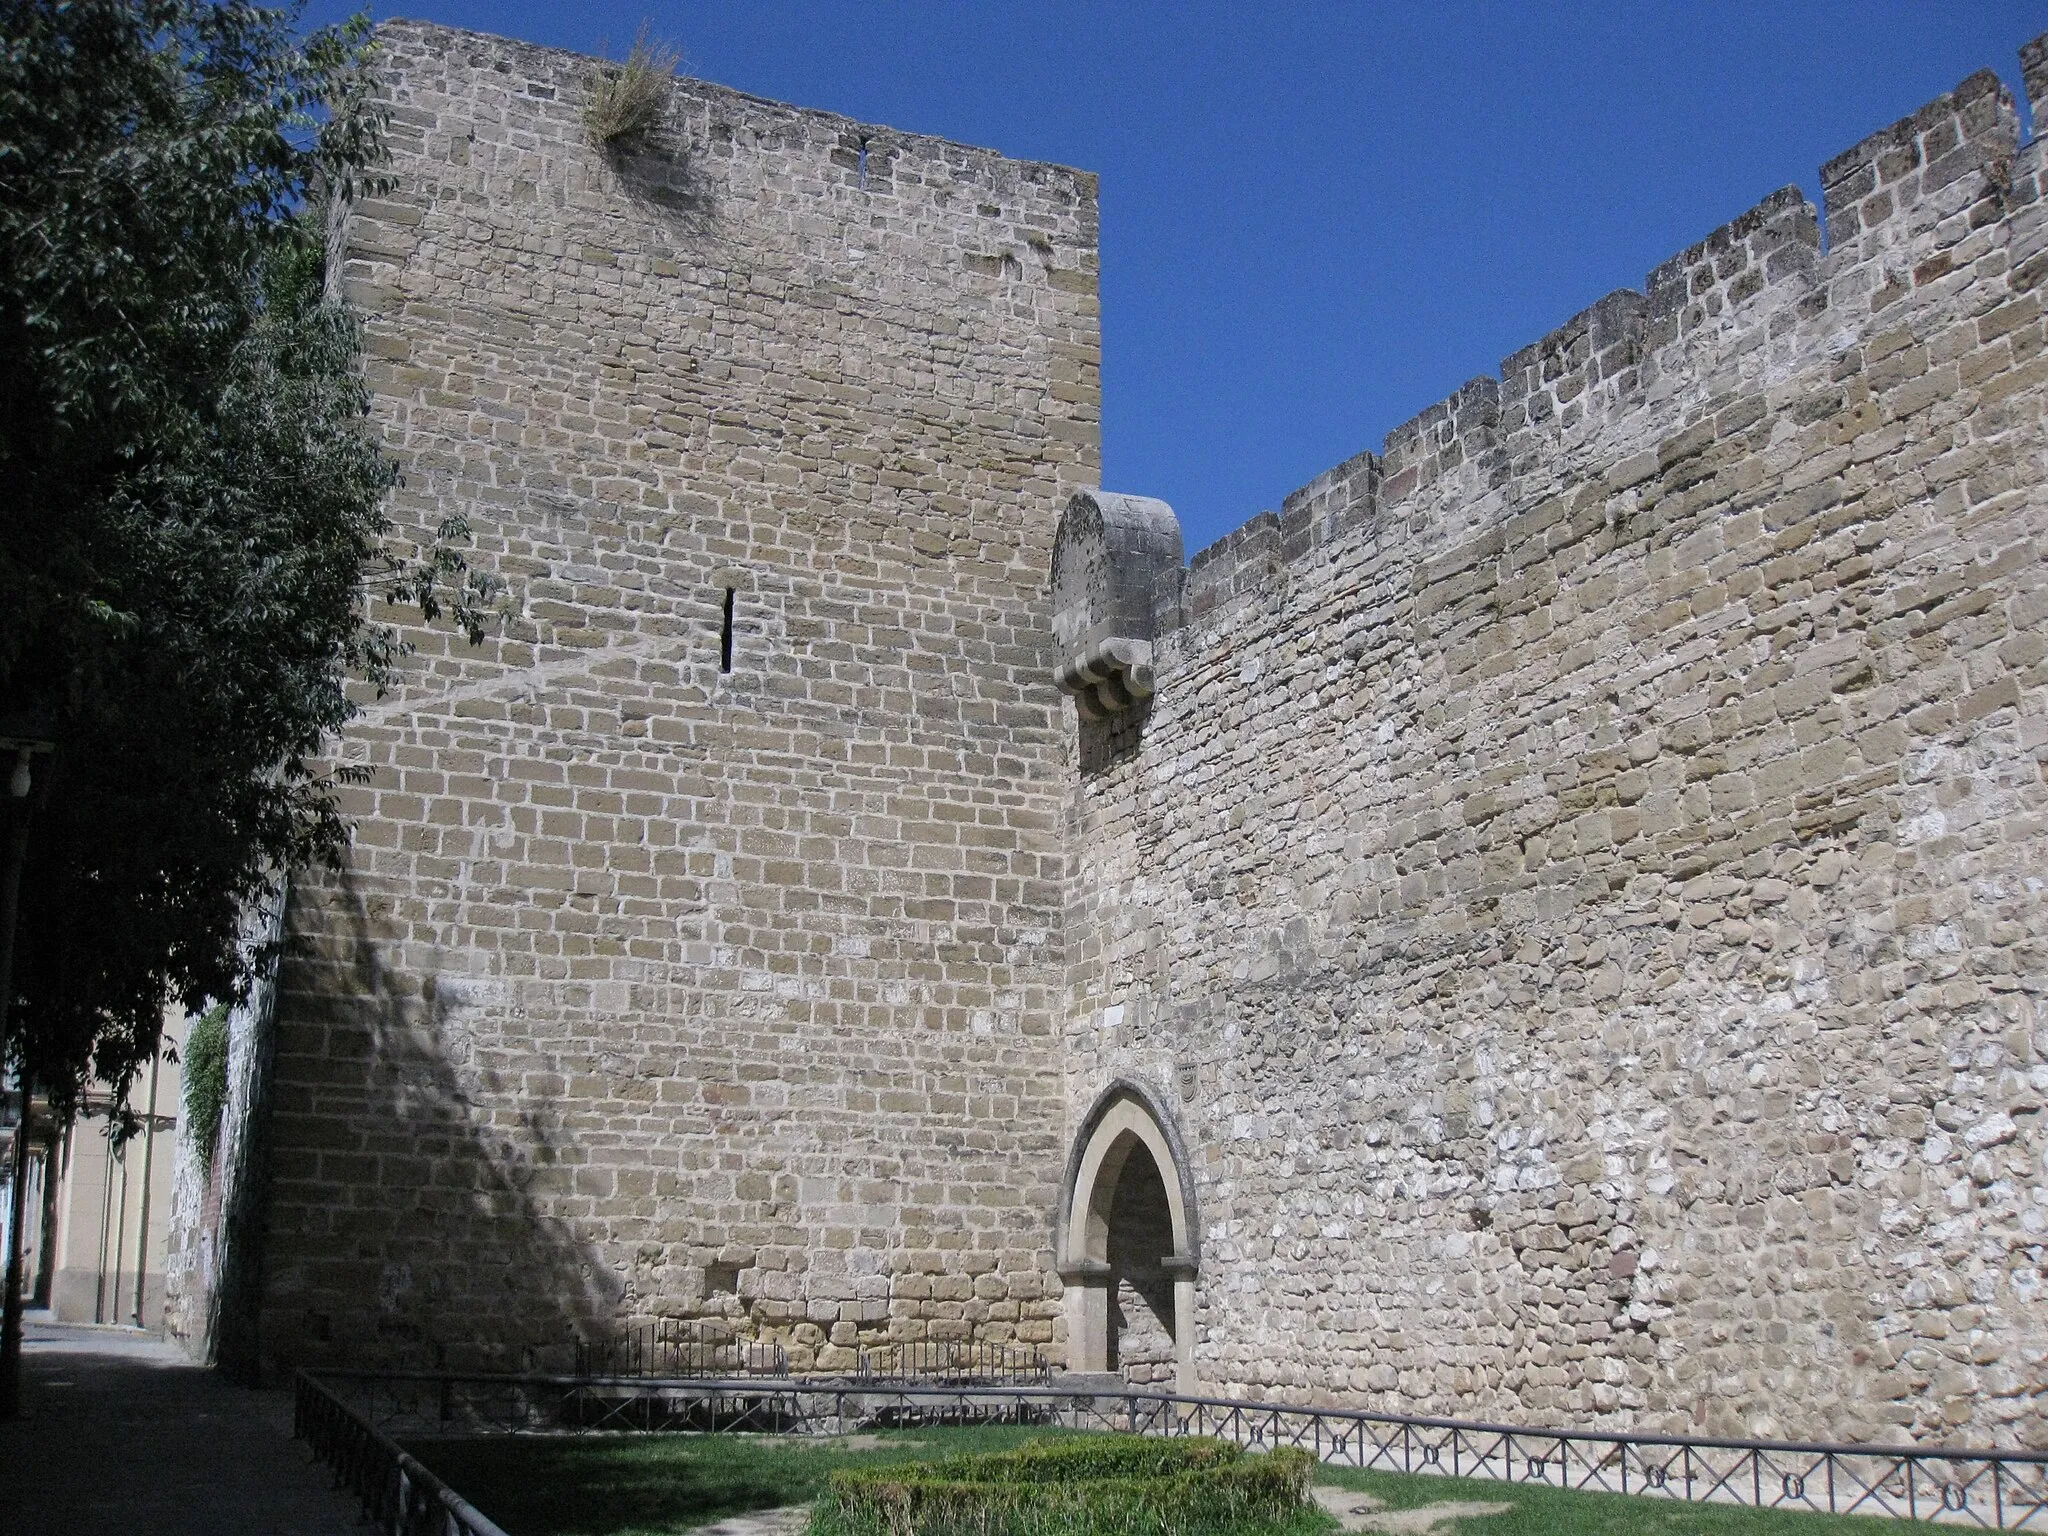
[586,25,680,148]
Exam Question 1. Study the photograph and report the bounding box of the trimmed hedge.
[812,1437,1318,1536]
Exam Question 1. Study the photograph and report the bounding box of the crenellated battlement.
[1819,68,2014,251]
[1379,376,1499,506]
[1131,47,2037,644]
[1183,507,1283,624]
[1642,185,1817,349]
[2025,34,2048,124]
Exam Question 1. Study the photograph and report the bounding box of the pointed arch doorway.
[1056,1082,1198,1392]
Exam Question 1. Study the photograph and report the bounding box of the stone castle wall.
[250,20,1098,1370]
[201,15,2048,1450]
[1063,52,2048,1446]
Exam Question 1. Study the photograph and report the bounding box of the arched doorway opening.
[1103,1137,1176,1382]
[1057,1083,1198,1391]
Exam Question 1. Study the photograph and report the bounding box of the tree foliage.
[0,0,495,1113]
[180,1002,230,1170]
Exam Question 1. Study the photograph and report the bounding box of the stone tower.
[231,20,1099,1372]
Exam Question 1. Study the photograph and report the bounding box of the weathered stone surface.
[1049,492,1181,721]
[245,20,1096,1373]
[1066,57,2048,1447]
[183,18,2048,1453]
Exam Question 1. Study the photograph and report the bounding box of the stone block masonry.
[173,14,2048,1453]
[1065,48,2048,1446]
[242,20,1098,1372]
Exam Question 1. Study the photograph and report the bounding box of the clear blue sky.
[308,2,2048,556]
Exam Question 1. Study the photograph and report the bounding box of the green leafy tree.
[180,1002,230,1171]
[0,0,495,1113]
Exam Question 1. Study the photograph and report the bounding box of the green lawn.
[406,1425,1074,1536]
[403,1428,1935,1536]
[1315,1461,1929,1536]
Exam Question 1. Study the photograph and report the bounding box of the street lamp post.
[0,729,56,1421]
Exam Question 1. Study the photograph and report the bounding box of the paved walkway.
[0,1315,364,1534]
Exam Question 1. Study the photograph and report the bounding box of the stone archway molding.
[1056,1077,1201,1268]
[1055,1078,1199,1390]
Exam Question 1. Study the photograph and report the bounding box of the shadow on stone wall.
[607,133,715,228]
[1106,1144,1176,1383]
[1078,703,1149,777]
[255,868,628,1375]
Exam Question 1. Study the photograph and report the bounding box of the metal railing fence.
[572,1319,788,1379]
[853,1338,1051,1385]
[294,1371,514,1536]
[306,1370,2048,1530]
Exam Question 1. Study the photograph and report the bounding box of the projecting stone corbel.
[1053,637,1155,720]
[1048,491,1183,724]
